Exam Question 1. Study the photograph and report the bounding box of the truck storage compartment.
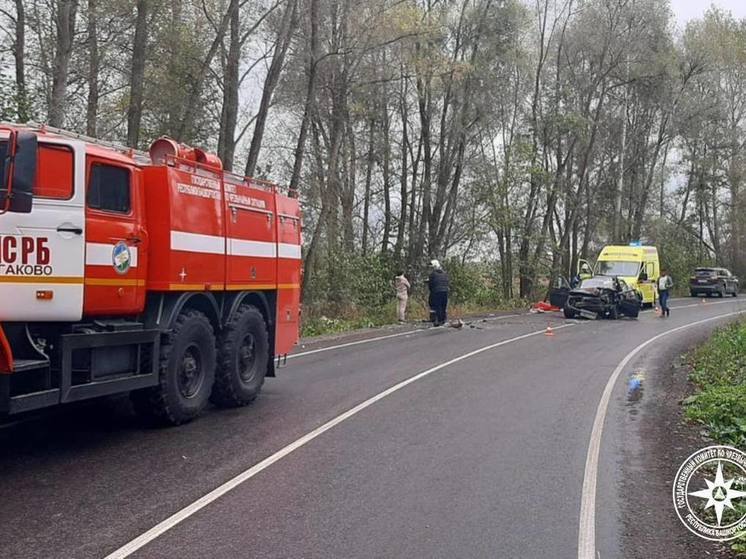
[142,164,226,291]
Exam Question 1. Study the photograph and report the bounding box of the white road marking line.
[642,299,732,312]
[577,307,746,559]
[288,313,522,360]
[670,299,737,310]
[104,322,574,559]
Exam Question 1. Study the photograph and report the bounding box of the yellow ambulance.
[579,244,660,307]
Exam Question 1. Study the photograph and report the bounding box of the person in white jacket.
[394,271,411,322]
[658,270,673,317]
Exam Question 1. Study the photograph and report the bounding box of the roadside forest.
[1,0,744,329]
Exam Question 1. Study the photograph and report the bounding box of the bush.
[685,385,746,446]
[301,252,522,336]
[442,258,498,306]
[646,218,716,296]
[689,323,746,387]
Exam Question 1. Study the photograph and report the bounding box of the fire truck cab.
[0,124,302,424]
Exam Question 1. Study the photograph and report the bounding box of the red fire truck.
[0,123,301,424]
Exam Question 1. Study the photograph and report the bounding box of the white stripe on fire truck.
[278,243,302,259]
[228,238,276,258]
[170,231,225,255]
[170,230,301,260]
[85,242,139,267]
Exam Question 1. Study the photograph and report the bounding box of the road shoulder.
[619,327,734,558]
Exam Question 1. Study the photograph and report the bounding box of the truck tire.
[211,305,269,408]
[132,310,216,425]
[608,306,619,320]
[563,306,577,319]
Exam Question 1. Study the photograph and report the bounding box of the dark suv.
[689,267,739,297]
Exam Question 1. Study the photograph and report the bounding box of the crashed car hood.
[569,287,608,296]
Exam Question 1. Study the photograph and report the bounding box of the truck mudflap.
[0,325,12,373]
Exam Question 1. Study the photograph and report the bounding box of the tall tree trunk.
[361,117,374,255]
[301,118,331,299]
[49,0,78,127]
[165,2,183,135]
[85,0,99,136]
[13,0,27,121]
[127,0,148,148]
[406,130,422,269]
[218,0,240,170]
[341,115,355,251]
[288,0,319,193]
[394,77,409,263]
[381,102,392,254]
[176,4,234,142]
[612,69,628,243]
[415,70,432,259]
[244,0,299,176]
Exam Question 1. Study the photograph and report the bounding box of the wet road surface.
[1,297,744,559]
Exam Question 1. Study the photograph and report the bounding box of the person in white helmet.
[427,259,449,326]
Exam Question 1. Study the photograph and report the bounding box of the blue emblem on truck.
[112,242,131,274]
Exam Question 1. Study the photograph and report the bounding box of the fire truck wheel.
[132,310,216,425]
[211,305,269,407]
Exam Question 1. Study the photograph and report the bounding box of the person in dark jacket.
[427,259,449,326]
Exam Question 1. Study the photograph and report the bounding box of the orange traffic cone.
[655,306,662,316]
[545,325,555,337]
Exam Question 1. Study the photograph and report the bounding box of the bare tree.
[85,0,98,136]
[12,0,28,121]
[48,0,78,127]
[244,0,299,176]
[127,0,148,147]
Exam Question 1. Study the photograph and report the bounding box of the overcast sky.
[669,0,746,27]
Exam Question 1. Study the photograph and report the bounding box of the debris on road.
[530,301,561,313]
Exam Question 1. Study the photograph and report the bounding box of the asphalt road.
[1,297,745,559]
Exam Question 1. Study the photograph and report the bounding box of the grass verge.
[683,319,746,554]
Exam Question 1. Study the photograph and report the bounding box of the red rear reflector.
[36,290,54,300]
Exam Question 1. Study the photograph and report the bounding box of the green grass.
[683,320,746,555]
[684,320,746,446]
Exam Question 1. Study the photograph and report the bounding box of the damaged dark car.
[549,276,642,320]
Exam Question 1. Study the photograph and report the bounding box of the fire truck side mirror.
[1,130,37,213]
